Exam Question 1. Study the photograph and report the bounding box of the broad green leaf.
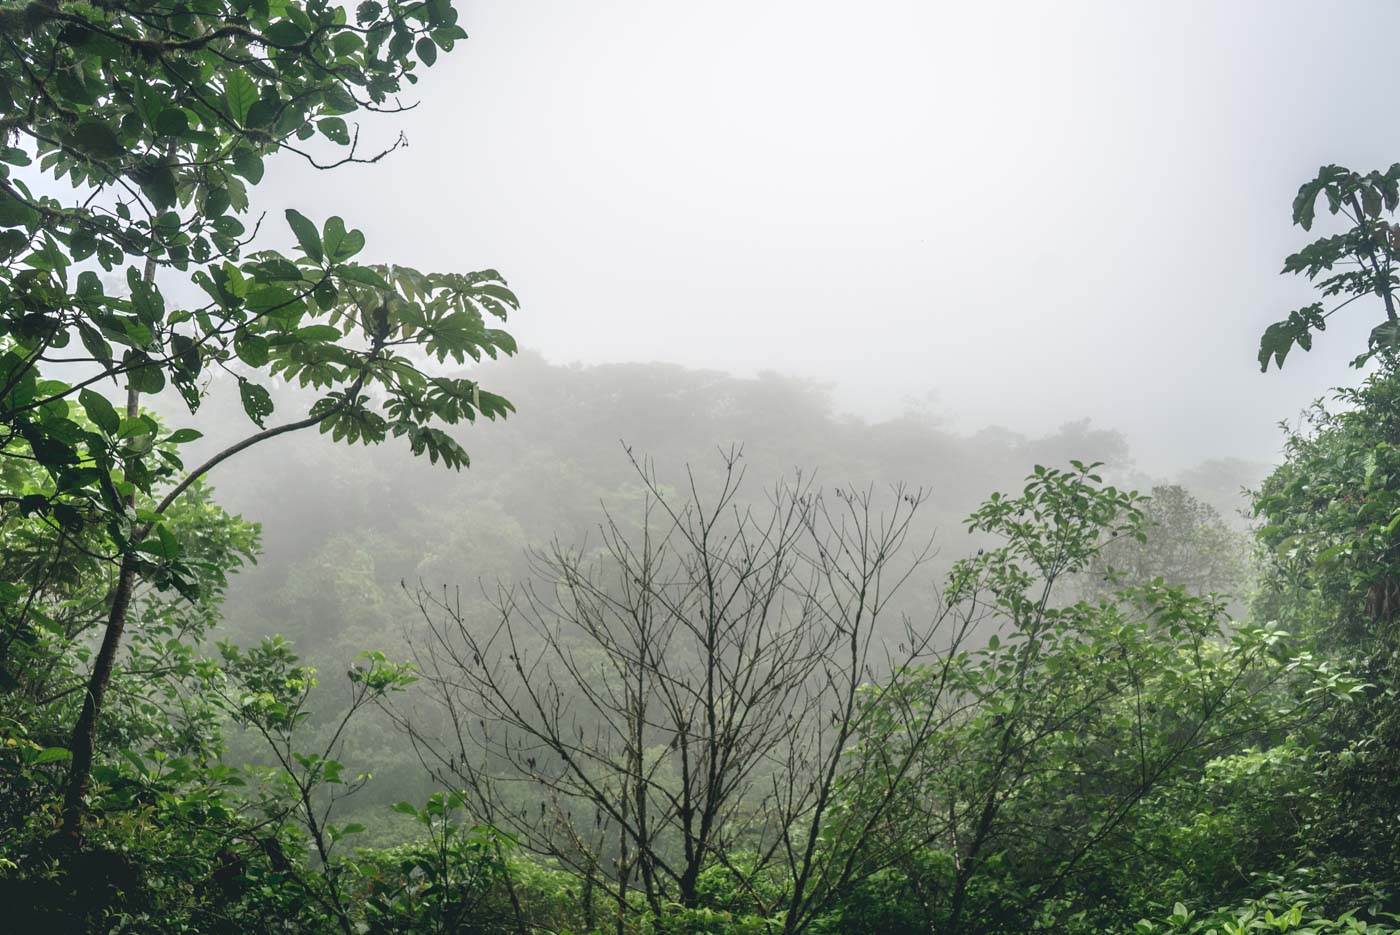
[235,332,271,366]
[125,355,166,394]
[79,389,120,434]
[239,380,275,428]
[265,20,307,46]
[154,108,190,137]
[225,71,259,124]
[338,265,390,289]
[318,117,350,145]
[232,148,264,184]
[285,209,324,263]
[323,216,365,261]
[66,119,122,159]
[333,32,365,56]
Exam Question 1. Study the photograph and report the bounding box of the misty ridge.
[172,349,1262,685]
[6,2,1400,934]
[184,350,1266,583]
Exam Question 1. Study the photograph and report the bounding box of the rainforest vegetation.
[3,1,1400,932]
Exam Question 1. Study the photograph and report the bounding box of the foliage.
[1249,363,1400,897]
[0,626,408,932]
[0,0,530,926]
[0,0,520,852]
[361,792,520,933]
[1,0,517,565]
[1260,164,1400,370]
[5,5,1400,930]
[1084,483,1251,600]
[1137,889,1400,935]
[0,453,258,846]
[402,450,948,933]
[1254,366,1400,640]
[830,464,1356,934]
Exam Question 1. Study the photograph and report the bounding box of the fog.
[15,3,1400,920]
[233,0,1400,475]
[188,0,1386,833]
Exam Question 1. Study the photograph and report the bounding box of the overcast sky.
[254,0,1400,473]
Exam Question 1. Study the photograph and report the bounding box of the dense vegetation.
[2,1,1399,932]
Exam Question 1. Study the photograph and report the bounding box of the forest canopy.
[3,1,1400,934]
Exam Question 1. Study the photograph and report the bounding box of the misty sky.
[251,1,1400,473]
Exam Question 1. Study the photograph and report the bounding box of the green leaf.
[323,216,365,261]
[239,380,275,427]
[125,354,167,394]
[415,36,438,66]
[245,99,280,129]
[337,228,365,261]
[431,25,468,50]
[321,84,358,116]
[265,20,307,46]
[33,747,72,765]
[475,283,520,310]
[338,265,389,290]
[154,108,190,137]
[120,749,148,774]
[0,190,40,228]
[67,119,123,159]
[167,428,203,444]
[0,146,31,167]
[333,32,365,56]
[140,166,178,211]
[245,285,299,315]
[232,148,265,184]
[116,415,156,440]
[204,186,231,218]
[318,117,350,145]
[79,389,120,434]
[225,71,259,124]
[314,280,339,311]
[76,322,113,365]
[155,522,180,559]
[285,209,324,263]
[1292,177,1322,231]
[1362,185,1381,218]
[51,503,84,531]
[235,332,270,366]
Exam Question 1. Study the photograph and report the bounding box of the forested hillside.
[4,1,1400,933]
[206,351,1254,653]
[190,354,1261,845]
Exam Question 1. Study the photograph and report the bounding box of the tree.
[398,450,964,934]
[0,434,258,854]
[1251,363,1400,892]
[1082,483,1249,600]
[829,465,1356,934]
[1244,147,1400,910]
[1259,164,1400,371]
[217,639,420,935]
[0,0,519,840]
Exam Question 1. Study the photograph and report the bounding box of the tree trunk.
[54,258,376,843]
[59,551,139,841]
[58,254,149,843]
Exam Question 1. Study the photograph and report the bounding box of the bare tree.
[393,450,977,933]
